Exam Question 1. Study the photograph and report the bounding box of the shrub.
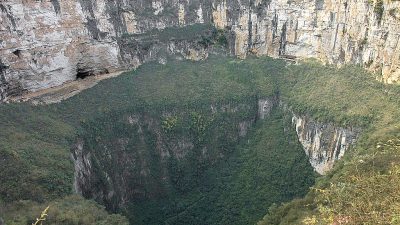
[374,0,384,24]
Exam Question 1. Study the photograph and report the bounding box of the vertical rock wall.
[291,114,360,174]
[214,0,400,83]
[0,0,212,101]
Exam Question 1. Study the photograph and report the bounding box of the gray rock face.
[0,0,213,101]
[214,0,400,83]
[291,114,360,174]
[258,96,278,119]
[1,0,400,100]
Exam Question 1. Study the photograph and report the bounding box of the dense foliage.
[78,98,259,210]
[124,110,315,225]
[3,54,396,225]
[259,60,400,224]
[1,56,309,225]
[69,56,314,224]
[0,195,128,225]
[0,104,75,203]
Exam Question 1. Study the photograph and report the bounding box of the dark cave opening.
[76,69,94,80]
[12,49,22,58]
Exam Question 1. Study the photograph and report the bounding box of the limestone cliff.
[0,0,213,101]
[291,114,360,174]
[212,0,400,83]
[1,0,400,101]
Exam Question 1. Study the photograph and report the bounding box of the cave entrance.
[76,69,94,80]
[12,49,22,58]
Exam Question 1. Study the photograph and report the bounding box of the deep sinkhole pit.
[0,56,317,225]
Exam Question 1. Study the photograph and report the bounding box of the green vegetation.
[359,37,368,49]
[389,8,397,18]
[278,60,392,127]
[84,105,314,225]
[0,55,278,205]
[0,56,300,224]
[0,104,75,202]
[130,24,214,42]
[120,24,230,51]
[314,139,400,224]
[213,29,229,47]
[123,109,314,225]
[259,60,400,224]
[1,195,128,225]
[374,0,384,24]
[68,56,313,224]
[3,52,399,225]
[78,98,260,210]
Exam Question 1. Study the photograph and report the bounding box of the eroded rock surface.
[292,114,360,174]
[0,0,212,101]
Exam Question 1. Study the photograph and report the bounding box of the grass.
[0,104,75,202]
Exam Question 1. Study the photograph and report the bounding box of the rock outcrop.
[1,0,400,100]
[0,0,213,101]
[291,114,360,174]
[213,0,400,83]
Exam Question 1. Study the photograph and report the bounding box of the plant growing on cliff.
[189,111,211,142]
[162,115,179,133]
[374,0,385,24]
[309,139,400,224]
[32,206,49,225]
[213,28,229,47]
[359,37,368,49]
[389,8,400,20]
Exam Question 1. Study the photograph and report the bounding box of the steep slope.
[122,109,315,225]
[259,60,400,224]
